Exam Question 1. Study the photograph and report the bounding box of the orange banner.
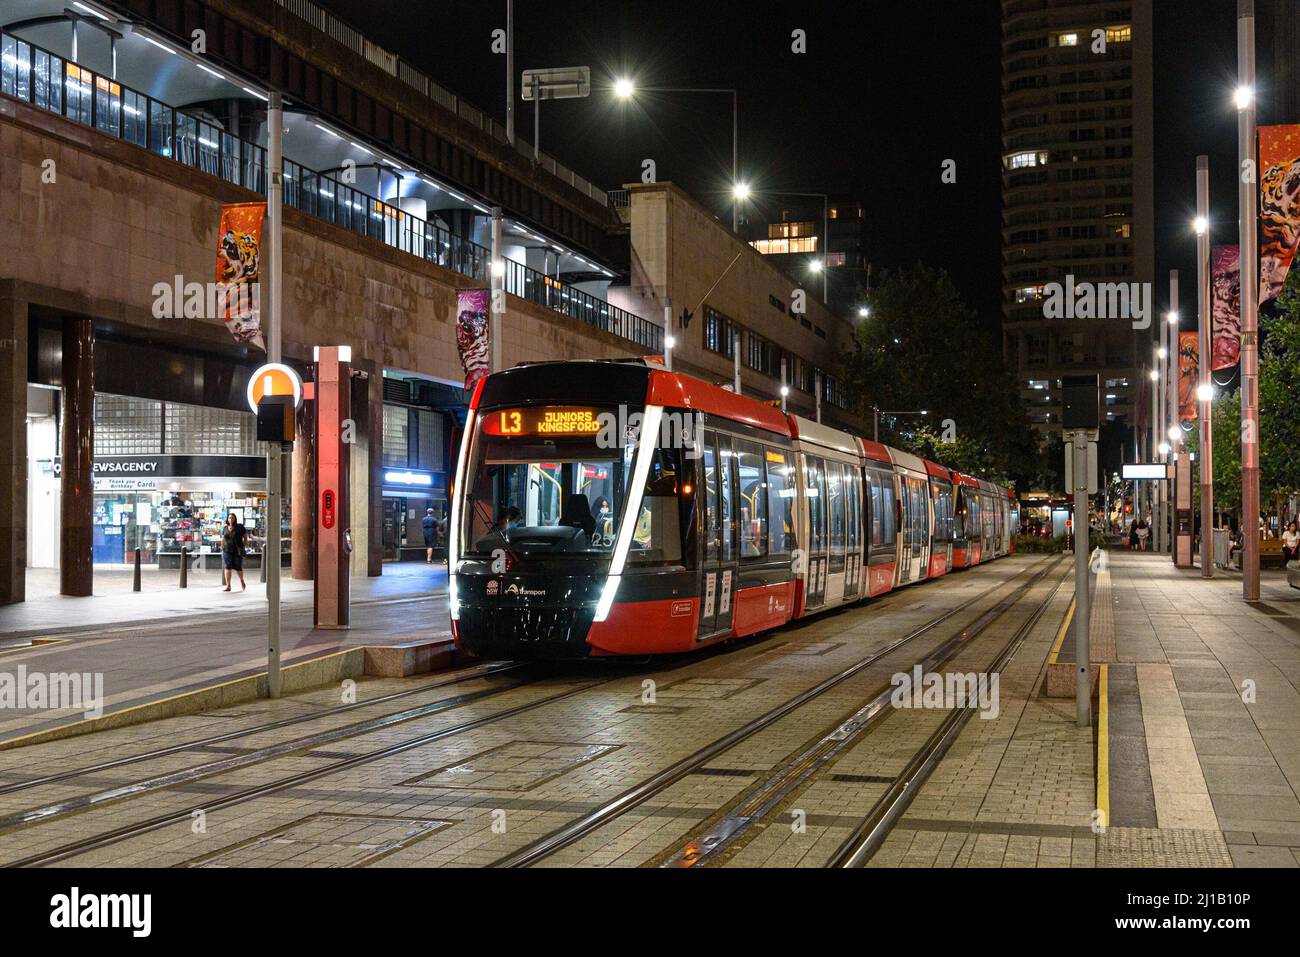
[1259,125,1300,303]
[1178,331,1198,424]
[216,202,266,350]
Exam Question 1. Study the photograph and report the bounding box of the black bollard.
[180,546,188,588]
[133,548,142,592]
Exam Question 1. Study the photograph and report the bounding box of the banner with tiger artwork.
[455,288,491,390]
[1211,245,1240,372]
[1258,125,1300,304]
[1178,330,1199,424]
[215,202,266,351]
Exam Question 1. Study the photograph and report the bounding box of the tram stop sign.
[247,363,302,445]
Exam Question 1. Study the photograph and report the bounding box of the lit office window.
[1057,32,1079,47]
[1106,25,1131,44]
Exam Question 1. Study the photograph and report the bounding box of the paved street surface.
[0,562,448,742]
[0,551,1295,868]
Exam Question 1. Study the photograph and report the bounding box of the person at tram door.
[422,507,437,564]
[222,512,247,592]
[496,507,522,532]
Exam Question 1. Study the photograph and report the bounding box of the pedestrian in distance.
[422,507,437,564]
[222,512,247,591]
[1284,520,1299,565]
[1128,520,1139,550]
[1137,519,1149,551]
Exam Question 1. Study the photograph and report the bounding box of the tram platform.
[0,563,451,749]
[869,551,1300,868]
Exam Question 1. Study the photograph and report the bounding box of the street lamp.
[873,408,927,443]
[858,306,870,318]
[615,80,739,230]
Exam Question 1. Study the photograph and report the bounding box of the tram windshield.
[458,404,655,561]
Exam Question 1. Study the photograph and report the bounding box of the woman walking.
[222,512,247,591]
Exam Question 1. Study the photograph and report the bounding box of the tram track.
[0,659,524,797]
[490,556,1067,868]
[826,569,1067,867]
[660,569,1068,867]
[0,556,1056,868]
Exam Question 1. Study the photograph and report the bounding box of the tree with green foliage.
[840,263,1038,489]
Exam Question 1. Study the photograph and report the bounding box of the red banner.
[1259,125,1300,304]
[215,202,266,351]
[455,288,491,390]
[1211,245,1240,371]
[1178,331,1199,423]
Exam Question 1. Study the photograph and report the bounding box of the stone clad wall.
[0,97,640,382]
[623,182,859,419]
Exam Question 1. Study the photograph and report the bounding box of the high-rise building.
[746,194,870,317]
[1000,1,1155,437]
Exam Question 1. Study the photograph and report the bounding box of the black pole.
[132,547,141,592]
[180,546,188,588]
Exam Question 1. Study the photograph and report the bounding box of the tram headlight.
[594,575,620,623]
[449,576,460,620]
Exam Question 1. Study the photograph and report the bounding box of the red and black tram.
[448,360,1016,658]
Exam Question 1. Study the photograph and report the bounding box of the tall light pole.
[267,90,284,697]
[1195,159,1213,579]
[614,81,739,230]
[1149,364,1159,548]
[505,0,514,146]
[1238,0,1261,601]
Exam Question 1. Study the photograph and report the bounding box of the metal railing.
[268,0,608,207]
[0,28,657,351]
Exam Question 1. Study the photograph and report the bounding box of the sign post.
[248,363,302,698]
[1062,374,1099,727]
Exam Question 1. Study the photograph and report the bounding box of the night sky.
[316,0,1257,335]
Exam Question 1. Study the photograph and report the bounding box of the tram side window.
[965,490,980,541]
[627,447,683,565]
[718,436,735,562]
[804,455,826,554]
[846,467,861,554]
[827,462,846,572]
[933,481,954,542]
[765,448,795,557]
[734,440,768,559]
[908,477,927,555]
[867,469,896,547]
[703,439,719,562]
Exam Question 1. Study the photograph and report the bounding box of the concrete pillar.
[291,400,315,580]
[0,295,28,605]
[60,318,94,597]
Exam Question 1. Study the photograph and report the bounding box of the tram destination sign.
[482,406,606,437]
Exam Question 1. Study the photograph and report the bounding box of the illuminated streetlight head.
[1193,216,1208,236]
[1197,383,1215,402]
[1167,310,1179,325]
[780,385,790,397]
[858,306,870,318]
[614,77,634,99]
[809,259,823,273]
[1149,369,1159,381]
[1158,442,1171,456]
[1234,84,1254,110]
[1168,425,1181,441]
[1158,347,1168,360]
[732,182,750,200]
[490,259,505,278]
[664,335,676,349]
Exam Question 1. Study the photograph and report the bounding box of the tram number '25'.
[498,411,523,434]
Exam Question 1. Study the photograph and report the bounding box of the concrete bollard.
[133,547,142,592]
[180,546,189,588]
